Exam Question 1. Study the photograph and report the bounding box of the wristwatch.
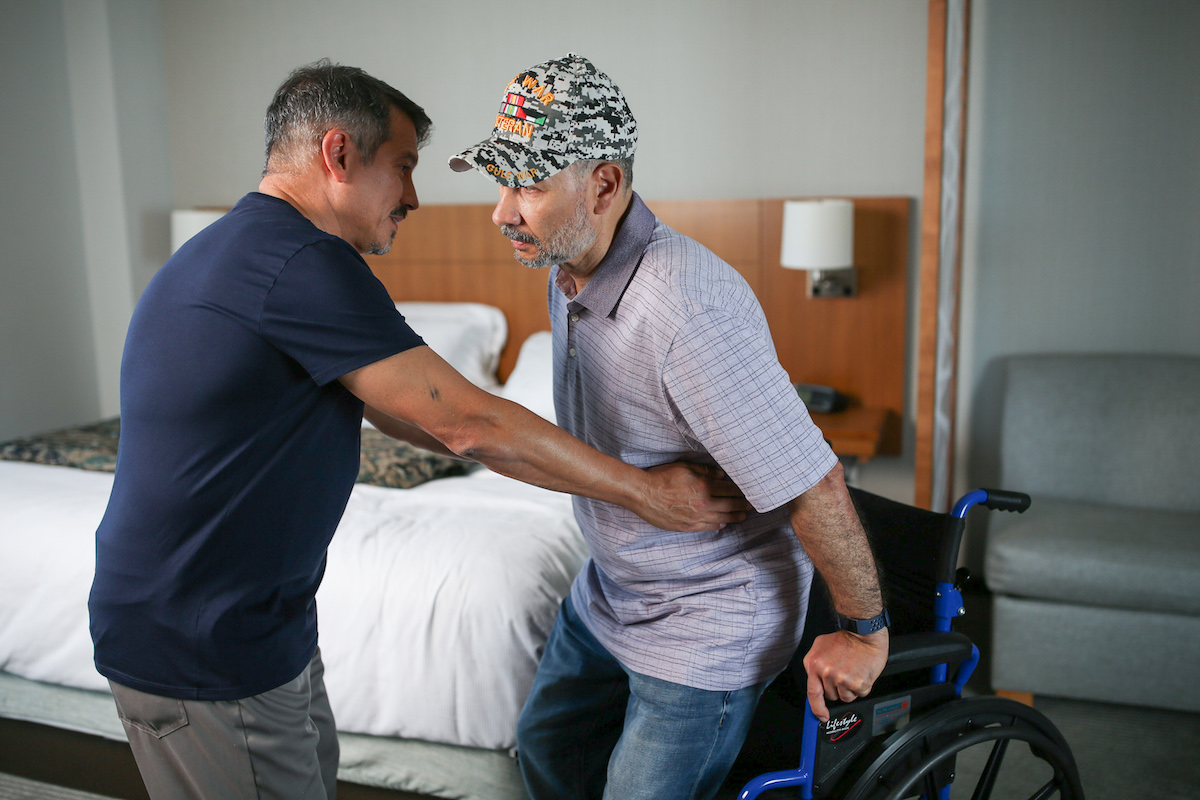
[836,609,891,635]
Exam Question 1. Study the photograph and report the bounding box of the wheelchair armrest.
[879,631,974,677]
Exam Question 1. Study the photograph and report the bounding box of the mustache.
[501,224,539,246]
[390,207,408,221]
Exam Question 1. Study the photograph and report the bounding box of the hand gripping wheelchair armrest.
[804,630,978,796]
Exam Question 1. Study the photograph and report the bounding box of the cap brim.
[447,138,571,188]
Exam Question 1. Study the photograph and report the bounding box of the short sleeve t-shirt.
[88,192,423,700]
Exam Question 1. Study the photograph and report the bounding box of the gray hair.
[263,59,432,175]
[568,157,635,192]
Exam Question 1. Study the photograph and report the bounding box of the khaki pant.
[109,649,338,800]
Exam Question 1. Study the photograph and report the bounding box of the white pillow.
[395,302,507,390]
[500,331,556,423]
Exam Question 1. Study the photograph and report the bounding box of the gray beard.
[502,197,596,269]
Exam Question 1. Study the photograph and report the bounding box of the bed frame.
[0,195,909,800]
[0,717,421,800]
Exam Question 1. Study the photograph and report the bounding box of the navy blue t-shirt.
[89,192,423,700]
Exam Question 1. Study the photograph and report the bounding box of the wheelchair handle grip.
[981,489,1031,513]
[941,489,1031,583]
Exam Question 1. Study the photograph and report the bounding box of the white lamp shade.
[170,208,227,253]
[780,199,854,270]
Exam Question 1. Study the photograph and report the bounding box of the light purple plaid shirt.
[550,194,839,691]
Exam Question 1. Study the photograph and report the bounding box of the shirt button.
[570,313,580,323]
[568,347,577,357]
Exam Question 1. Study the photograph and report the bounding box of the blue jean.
[517,597,768,800]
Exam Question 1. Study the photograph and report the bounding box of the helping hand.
[637,462,751,532]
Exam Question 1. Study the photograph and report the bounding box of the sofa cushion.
[984,497,1200,615]
[999,355,1200,512]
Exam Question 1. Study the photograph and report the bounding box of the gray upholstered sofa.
[983,353,1200,711]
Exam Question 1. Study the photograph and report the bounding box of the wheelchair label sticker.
[872,696,912,735]
[824,713,861,742]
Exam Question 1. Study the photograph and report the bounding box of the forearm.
[443,394,648,508]
[350,355,648,505]
[788,462,883,618]
[362,405,465,459]
[791,463,889,719]
[340,347,741,531]
[368,386,642,499]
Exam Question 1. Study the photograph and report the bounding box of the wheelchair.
[729,487,1084,800]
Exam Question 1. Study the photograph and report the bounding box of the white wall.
[161,0,928,207]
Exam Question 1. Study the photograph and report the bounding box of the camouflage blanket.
[0,418,469,490]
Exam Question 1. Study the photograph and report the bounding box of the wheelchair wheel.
[838,696,1084,800]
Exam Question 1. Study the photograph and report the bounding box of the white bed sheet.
[0,459,586,751]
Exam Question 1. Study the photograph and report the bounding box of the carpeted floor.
[0,773,117,800]
[957,694,1200,799]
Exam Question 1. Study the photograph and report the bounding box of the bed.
[0,196,911,799]
[0,304,567,800]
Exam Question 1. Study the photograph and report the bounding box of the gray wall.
[0,2,99,441]
[959,0,1200,508]
[0,0,172,441]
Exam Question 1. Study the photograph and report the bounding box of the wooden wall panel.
[759,197,909,453]
[366,204,551,380]
[365,196,909,455]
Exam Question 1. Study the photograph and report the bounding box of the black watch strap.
[836,609,891,635]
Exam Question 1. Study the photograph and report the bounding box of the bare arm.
[789,462,889,720]
[341,346,749,532]
[362,404,463,458]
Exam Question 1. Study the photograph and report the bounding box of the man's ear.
[591,162,626,215]
[320,129,353,183]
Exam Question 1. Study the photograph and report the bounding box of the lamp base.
[808,267,857,298]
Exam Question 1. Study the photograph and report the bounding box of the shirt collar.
[555,193,654,317]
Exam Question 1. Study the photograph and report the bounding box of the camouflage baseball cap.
[448,53,637,188]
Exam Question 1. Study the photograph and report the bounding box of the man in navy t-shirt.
[89,60,748,799]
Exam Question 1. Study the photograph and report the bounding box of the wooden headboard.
[365,196,910,455]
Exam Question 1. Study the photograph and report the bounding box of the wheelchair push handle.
[981,488,1031,513]
[940,488,1031,584]
[951,488,1030,519]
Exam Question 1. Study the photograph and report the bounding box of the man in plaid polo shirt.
[451,54,889,800]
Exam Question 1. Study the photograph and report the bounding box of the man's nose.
[403,177,420,212]
[492,188,520,228]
